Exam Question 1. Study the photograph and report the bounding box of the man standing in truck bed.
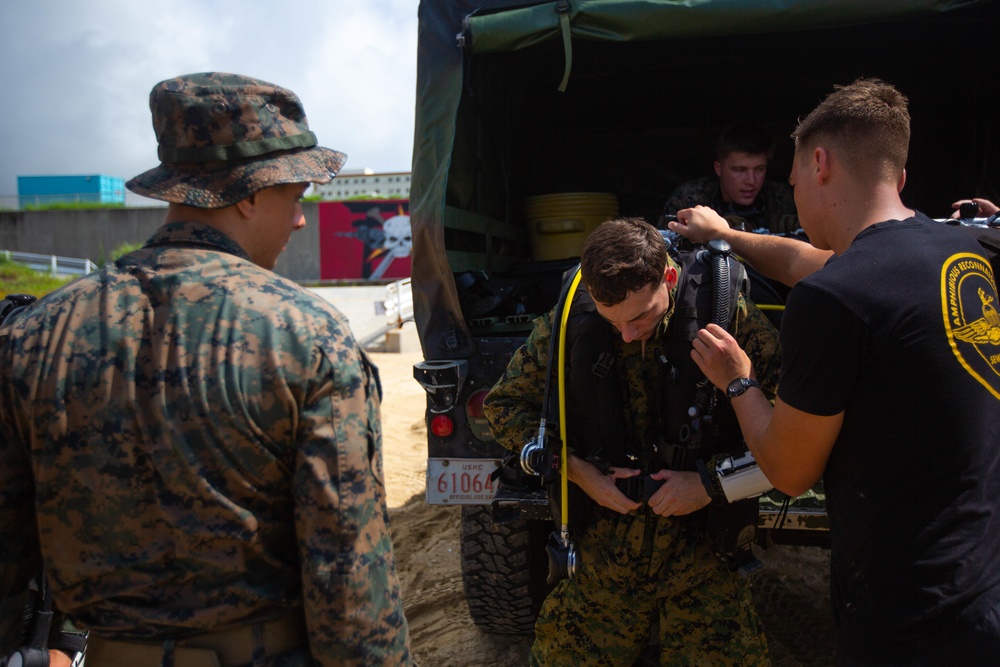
[660,123,798,234]
[485,217,781,665]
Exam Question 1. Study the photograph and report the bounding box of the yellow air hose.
[556,267,583,528]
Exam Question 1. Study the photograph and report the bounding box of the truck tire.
[460,504,552,635]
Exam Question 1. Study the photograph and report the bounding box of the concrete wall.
[277,202,322,281]
[0,202,323,282]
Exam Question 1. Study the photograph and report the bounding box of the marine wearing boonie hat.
[126,72,346,208]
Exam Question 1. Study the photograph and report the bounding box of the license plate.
[425,458,500,504]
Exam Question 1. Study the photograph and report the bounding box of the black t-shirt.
[777,213,1000,658]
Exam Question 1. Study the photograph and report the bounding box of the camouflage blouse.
[0,222,410,665]
[660,176,799,234]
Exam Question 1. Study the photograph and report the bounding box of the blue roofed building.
[17,174,126,208]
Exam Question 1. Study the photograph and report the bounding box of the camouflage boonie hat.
[126,72,347,208]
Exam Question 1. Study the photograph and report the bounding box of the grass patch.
[21,202,126,211]
[304,194,407,202]
[0,256,74,298]
[0,243,144,299]
[109,242,144,263]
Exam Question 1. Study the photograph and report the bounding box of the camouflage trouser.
[530,510,769,667]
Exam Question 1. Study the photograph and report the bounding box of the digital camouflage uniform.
[0,222,411,666]
[484,256,781,666]
[660,176,799,234]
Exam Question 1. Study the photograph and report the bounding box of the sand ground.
[370,350,837,667]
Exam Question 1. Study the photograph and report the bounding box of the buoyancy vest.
[558,245,749,518]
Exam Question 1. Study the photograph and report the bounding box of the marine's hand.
[950,198,999,218]
[647,469,711,516]
[691,323,753,391]
[567,454,642,514]
[669,206,731,244]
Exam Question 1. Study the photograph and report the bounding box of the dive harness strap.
[696,458,726,506]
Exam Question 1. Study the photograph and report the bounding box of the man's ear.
[713,160,722,178]
[664,265,679,289]
[814,147,831,184]
[897,168,906,194]
[235,192,258,219]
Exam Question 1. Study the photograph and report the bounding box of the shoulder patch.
[941,252,1000,399]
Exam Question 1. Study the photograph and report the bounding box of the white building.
[313,168,411,200]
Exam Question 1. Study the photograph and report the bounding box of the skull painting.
[382,215,412,257]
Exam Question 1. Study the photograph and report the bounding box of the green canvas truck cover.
[411,0,996,359]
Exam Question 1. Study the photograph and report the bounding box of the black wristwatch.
[726,377,761,399]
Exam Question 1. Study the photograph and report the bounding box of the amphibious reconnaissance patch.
[942,252,1000,399]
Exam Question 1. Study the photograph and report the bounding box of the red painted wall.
[318,200,411,280]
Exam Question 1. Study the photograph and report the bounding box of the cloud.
[0,0,417,199]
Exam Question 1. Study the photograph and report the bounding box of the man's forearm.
[671,206,830,286]
[721,231,825,287]
[728,390,840,497]
[691,323,835,497]
[726,390,782,487]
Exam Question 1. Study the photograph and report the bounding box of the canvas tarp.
[462,0,985,54]
[410,0,992,359]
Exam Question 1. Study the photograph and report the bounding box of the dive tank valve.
[520,419,560,481]
[545,528,578,585]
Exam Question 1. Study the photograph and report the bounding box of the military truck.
[409,0,1000,634]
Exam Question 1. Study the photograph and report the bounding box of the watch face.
[727,378,757,398]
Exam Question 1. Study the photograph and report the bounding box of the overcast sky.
[0,0,418,202]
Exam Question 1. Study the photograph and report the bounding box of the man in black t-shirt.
[687,79,1000,664]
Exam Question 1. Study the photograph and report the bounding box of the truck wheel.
[460,504,552,635]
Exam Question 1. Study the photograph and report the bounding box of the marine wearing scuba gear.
[498,232,779,577]
[484,217,781,664]
[569,239,774,572]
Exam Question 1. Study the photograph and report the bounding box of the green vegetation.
[0,256,73,298]
[0,242,142,298]
[21,202,126,211]
[109,241,144,263]
[344,194,391,201]
[304,194,400,203]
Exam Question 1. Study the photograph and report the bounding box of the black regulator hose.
[707,239,733,328]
